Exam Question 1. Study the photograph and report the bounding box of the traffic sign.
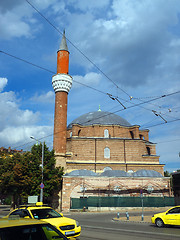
[40,183,44,189]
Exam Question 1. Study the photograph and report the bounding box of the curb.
[112,217,151,224]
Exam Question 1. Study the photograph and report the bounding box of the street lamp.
[30,136,44,203]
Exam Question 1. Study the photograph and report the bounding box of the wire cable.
[25,0,131,98]
[0,50,107,96]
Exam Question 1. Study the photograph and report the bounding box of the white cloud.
[61,0,180,92]
[31,91,54,103]
[0,87,50,148]
[0,125,52,148]
[0,90,40,130]
[0,0,57,40]
[67,0,110,11]
[0,78,8,91]
[72,72,102,88]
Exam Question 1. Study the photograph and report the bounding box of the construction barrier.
[70,196,175,209]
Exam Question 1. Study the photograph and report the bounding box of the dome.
[65,169,97,176]
[133,169,163,178]
[68,111,131,128]
[100,170,130,177]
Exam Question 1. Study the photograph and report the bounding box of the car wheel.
[155,218,164,228]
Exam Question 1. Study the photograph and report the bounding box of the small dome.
[133,169,163,178]
[65,169,97,176]
[68,111,131,128]
[100,170,130,177]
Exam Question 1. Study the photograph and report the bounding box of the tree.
[164,170,170,177]
[0,143,64,207]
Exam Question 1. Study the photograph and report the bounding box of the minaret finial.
[59,29,68,51]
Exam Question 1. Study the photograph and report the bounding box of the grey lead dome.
[132,169,163,177]
[68,111,131,128]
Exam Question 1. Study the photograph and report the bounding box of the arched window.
[104,147,110,158]
[103,167,112,172]
[104,129,109,138]
[78,129,81,136]
[146,147,151,155]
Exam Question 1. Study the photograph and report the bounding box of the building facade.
[65,111,164,175]
[52,33,171,211]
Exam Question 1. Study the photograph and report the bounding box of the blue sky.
[0,0,180,172]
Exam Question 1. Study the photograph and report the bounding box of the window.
[104,129,109,138]
[9,209,30,218]
[78,130,81,136]
[104,147,110,158]
[130,131,134,139]
[103,167,112,172]
[146,147,151,155]
[0,224,67,240]
[168,207,180,214]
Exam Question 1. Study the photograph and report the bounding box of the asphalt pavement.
[0,205,169,224]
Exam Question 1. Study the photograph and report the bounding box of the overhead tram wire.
[142,118,180,128]
[25,0,180,114]
[0,50,107,96]
[2,3,179,150]
[9,89,180,150]
[10,112,180,151]
[1,48,180,116]
[25,0,131,98]
[0,50,54,74]
[1,50,179,125]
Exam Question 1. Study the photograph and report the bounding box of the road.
[1,206,180,239]
[67,212,180,240]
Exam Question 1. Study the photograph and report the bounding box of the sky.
[0,0,180,173]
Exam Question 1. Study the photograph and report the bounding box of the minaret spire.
[59,30,68,51]
[52,31,72,168]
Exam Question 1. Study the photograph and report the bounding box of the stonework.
[61,176,171,212]
[65,123,164,175]
[52,33,169,212]
[52,73,72,93]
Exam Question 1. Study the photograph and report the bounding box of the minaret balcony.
[52,73,72,93]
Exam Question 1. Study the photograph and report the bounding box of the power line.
[2,48,180,118]
[0,50,107,96]
[26,0,180,116]
[9,89,180,149]
[143,118,180,128]
[25,0,131,98]
[0,50,54,74]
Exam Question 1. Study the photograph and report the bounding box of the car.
[151,206,180,227]
[6,202,81,238]
[0,218,76,240]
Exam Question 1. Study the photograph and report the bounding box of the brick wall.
[66,138,159,164]
[60,176,171,211]
[65,124,163,175]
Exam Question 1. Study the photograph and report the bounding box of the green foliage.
[0,143,63,206]
[164,170,170,177]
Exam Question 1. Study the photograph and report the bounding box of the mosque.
[52,32,172,211]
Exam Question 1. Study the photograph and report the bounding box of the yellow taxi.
[151,206,180,227]
[6,202,81,238]
[0,218,75,240]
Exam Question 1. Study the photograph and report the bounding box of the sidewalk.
[113,215,152,223]
[112,207,169,224]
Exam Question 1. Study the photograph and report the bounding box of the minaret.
[52,31,72,168]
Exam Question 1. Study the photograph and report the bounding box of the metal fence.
[70,196,174,209]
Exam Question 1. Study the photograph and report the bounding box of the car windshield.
[31,208,62,219]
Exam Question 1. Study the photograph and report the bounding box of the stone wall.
[61,176,171,212]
